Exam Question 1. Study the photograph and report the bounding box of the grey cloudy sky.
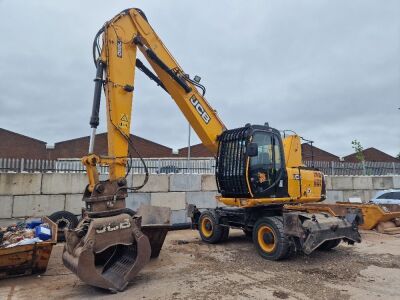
[0,0,399,157]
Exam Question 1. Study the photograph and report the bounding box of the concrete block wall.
[0,173,399,223]
[324,175,400,203]
[0,173,220,224]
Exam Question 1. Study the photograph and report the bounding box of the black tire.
[198,211,224,244]
[221,226,230,242]
[317,239,341,251]
[48,211,79,242]
[252,216,290,261]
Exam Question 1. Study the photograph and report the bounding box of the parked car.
[158,165,180,174]
[371,189,400,205]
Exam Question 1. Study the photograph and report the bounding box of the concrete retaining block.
[363,190,378,202]
[0,173,42,195]
[186,191,218,209]
[126,193,151,211]
[324,176,332,190]
[352,177,373,190]
[170,174,201,192]
[201,175,217,191]
[325,190,344,203]
[131,175,169,192]
[0,196,13,218]
[41,173,87,194]
[392,176,400,189]
[171,210,190,224]
[65,194,84,214]
[331,177,353,190]
[13,195,65,217]
[151,192,186,210]
[372,177,393,190]
[343,190,366,202]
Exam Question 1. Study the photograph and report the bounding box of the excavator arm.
[63,8,227,292]
[84,8,225,191]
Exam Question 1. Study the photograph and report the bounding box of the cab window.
[249,132,282,193]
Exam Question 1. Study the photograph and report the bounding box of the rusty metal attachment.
[63,179,171,292]
[283,211,362,254]
[286,202,400,230]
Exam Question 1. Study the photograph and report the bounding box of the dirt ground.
[0,229,399,300]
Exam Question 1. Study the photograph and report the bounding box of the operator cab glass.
[249,131,284,197]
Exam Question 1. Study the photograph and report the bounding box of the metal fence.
[0,157,216,174]
[304,160,400,176]
[0,157,399,176]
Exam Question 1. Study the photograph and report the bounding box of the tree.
[351,140,365,162]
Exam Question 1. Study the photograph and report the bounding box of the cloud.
[0,0,399,157]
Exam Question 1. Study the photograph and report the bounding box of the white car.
[371,189,400,205]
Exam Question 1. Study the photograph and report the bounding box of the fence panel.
[0,158,399,175]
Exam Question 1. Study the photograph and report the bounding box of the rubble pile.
[0,219,52,248]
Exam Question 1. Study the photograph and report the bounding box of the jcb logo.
[95,218,131,234]
[190,95,210,124]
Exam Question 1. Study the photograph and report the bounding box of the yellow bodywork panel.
[101,14,138,180]
[282,135,303,168]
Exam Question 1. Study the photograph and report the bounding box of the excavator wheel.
[198,211,226,244]
[317,239,341,251]
[253,216,290,260]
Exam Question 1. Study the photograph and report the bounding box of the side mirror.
[246,142,258,157]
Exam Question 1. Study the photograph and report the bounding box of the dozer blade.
[283,212,362,255]
[62,205,171,292]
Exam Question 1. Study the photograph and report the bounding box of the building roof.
[301,143,340,162]
[178,143,214,158]
[343,147,399,163]
[49,133,173,159]
[0,128,46,144]
[0,128,48,159]
[178,142,341,162]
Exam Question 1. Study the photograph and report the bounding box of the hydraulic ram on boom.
[63,8,362,292]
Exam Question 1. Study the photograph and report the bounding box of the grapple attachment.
[63,179,171,292]
[62,214,151,292]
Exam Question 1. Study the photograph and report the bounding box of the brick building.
[49,133,174,159]
[301,143,340,162]
[343,148,399,163]
[178,143,214,158]
[0,128,48,159]
[179,142,341,162]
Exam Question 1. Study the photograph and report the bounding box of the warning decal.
[119,114,129,129]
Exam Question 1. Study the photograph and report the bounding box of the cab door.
[248,131,287,198]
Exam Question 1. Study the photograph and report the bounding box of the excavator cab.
[216,124,288,199]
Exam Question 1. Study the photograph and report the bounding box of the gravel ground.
[0,229,399,299]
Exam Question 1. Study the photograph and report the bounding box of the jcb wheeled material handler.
[63,8,361,291]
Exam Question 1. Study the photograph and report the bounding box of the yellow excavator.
[62,8,362,292]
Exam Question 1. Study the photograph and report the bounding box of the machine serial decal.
[117,40,123,58]
[96,218,131,234]
[190,95,211,124]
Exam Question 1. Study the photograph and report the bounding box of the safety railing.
[0,158,399,175]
